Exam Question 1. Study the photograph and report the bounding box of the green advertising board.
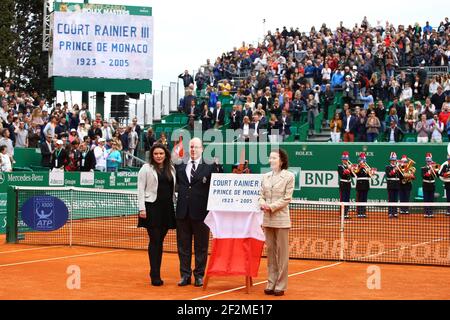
[3,142,449,233]
[13,148,42,168]
[0,171,138,234]
[0,171,137,194]
[205,142,449,202]
[54,3,152,16]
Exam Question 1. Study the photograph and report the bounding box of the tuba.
[399,158,416,183]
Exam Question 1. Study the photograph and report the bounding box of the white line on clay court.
[0,245,65,254]
[192,262,343,300]
[0,249,124,267]
[192,235,450,300]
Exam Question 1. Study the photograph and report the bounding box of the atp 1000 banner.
[49,3,153,80]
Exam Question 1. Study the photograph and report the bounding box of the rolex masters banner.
[49,3,153,80]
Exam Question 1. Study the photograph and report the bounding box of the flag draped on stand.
[204,211,265,277]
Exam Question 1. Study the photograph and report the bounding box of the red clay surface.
[1,235,449,300]
[14,210,450,267]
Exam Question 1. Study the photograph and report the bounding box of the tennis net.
[289,201,450,266]
[6,187,450,266]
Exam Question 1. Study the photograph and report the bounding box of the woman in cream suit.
[137,143,177,286]
[259,149,295,296]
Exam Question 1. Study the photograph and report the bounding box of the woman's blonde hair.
[31,108,42,118]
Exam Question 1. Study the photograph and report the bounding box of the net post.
[339,202,345,261]
[69,188,73,247]
[6,186,18,243]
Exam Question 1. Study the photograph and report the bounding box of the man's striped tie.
[190,161,196,182]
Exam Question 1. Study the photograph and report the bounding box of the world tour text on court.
[289,238,450,262]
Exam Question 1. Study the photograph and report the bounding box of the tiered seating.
[153,87,440,144]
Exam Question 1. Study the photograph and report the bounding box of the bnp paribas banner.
[49,2,153,80]
[206,142,450,203]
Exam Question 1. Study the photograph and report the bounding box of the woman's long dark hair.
[149,143,173,180]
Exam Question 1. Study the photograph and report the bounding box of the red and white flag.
[204,211,265,277]
[172,136,184,158]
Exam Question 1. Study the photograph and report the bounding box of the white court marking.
[0,245,65,254]
[0,249,124,268]
[192,235,450,300]
[192,262,343,300]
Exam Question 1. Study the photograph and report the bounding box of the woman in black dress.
[137,143,176,286]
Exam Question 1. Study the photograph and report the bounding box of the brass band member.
[398,155,416,215]
[438,155,450,216]
[422,153,436,218]
[385,152,400,218]
[356,152,372,218]
[338,151,352,219]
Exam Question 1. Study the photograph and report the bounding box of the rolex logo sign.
[295,146,313,157]
[21,196,69,231]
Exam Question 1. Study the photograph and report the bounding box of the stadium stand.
[0,17,449,172]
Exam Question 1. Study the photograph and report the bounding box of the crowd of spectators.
[179,17,450,143]
[0,78,143,172]
[333,83,450,143]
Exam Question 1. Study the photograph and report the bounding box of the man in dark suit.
[250,111,267,142]
[242,103,253,119]
[40,134,53,167]
[50,140,68,169]
[185,99,199,130]
[278,110,292,141]
[342,109,357,142]
[178,70,194,89]
[431,86,446,112]
[183,91,196,115]
[185,99,199,119]
[212,101,225,129]
[175,138,223,287]
[229,105,242,130]
[79,141,97,171]
[384,120,404,142]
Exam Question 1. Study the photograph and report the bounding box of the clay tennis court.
[10,206,450,266]
[3,197,450,300]
[1,232,450,300]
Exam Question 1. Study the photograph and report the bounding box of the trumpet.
[428,162,441,179]
[432,163,441,171]
[345,160,357,177]
[359,162,377,178]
